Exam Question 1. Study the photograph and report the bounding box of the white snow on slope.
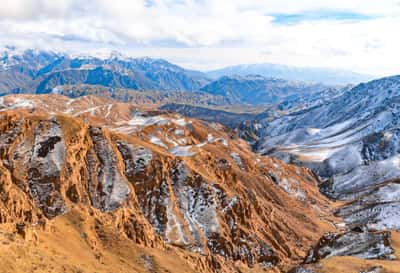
[331,155,400,198]
[207,134,228,146]
[165,199,189,246]
[149,135,168,149]
[172,118,191,127]
[125,115,169,126]
[169,146,196,157]
[230,152,244,169]
[0,97,34,111]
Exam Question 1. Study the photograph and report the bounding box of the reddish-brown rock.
[0,94,338,272]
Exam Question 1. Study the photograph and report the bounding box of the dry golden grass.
[0,207,199,273]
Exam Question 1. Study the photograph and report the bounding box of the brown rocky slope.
[0,94,338,272]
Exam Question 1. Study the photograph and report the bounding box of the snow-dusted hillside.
[252,75,400,231]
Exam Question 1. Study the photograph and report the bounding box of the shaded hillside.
[160,103,258,128]
[248,75,400,248]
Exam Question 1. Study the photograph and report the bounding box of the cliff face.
[0,94,336,272]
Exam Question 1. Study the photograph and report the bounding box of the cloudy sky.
[0,0,400,76]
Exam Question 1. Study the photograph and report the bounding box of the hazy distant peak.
[208,63,375,85]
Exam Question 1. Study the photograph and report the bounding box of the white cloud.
[0,0,400,76]
[0,0,81,20]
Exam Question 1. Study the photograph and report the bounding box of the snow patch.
[169,146,196,157]
[230,152,244,170]
[0,97,34,110]
[149,135,168,149]
[172,118,191,127]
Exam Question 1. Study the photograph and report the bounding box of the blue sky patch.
[272,11,376,25]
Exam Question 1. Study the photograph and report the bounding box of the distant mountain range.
[0,48,372,109]
[207,63,375,85]
[0,49,210,94]
[200,74,340,106]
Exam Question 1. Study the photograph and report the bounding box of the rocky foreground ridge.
[0,94,344,273]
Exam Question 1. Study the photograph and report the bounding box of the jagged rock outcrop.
[0,94,337,272]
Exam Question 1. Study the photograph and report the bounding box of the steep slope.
[245,75,400,273]
[251,75,400,239]
[0,94,337,273]
[207,63,374,85]
[255,75,400,177]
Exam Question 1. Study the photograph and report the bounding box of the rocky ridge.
[0,94,338,272]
